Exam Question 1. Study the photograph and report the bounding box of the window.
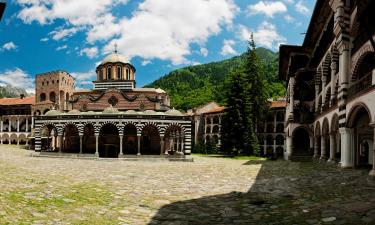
[107,66,112,80]
[117,66,122,79]
[40,93,46,102]
[99,68,104,80]
[126,68,130,80]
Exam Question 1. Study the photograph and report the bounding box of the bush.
[192,143,218,154]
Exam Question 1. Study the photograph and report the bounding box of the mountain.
[145,47,285,111]
[0,84,29,98]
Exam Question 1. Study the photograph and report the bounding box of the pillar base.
[327,158,336,164]
[369,169,375,176]
[137,153,141,156]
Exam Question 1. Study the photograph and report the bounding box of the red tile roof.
[270,100,287,108]
[0,96,35,105]
[204,106,225,114]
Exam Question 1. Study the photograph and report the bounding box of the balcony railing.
[348,72,373,99]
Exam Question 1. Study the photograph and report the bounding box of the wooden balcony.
[348,72,373,99]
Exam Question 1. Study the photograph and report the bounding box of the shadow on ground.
[148,159,375,225]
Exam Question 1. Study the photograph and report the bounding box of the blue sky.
[0,0,315,93]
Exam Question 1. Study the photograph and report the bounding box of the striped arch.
[164,123,186,135]
[331,45,339,66]
[38,122,59,136]
[98,121,121,133]
[140,122,162,135]
[351,44,374,81]
[323,52,332,78]
[315,67,322,88]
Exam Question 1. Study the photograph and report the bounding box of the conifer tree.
[220,69,249,154]
[242,34,269,155]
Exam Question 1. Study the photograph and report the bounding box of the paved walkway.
[0,145,375,224]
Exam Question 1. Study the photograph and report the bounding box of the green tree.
[220,69,249,154]
[242,35,269,155]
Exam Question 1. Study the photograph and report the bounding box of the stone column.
[160,136,164,155]
[263,139,267,155]
[320,136,326,161]
[17,138,19,146]
[79,135,83,154]
[321,76,327,108]
[314,137,320,159]
[58,135,63,153]
[181,137,185,154]
[369,124,375,176]
[286,136,293,160]
[8,120,11,132]
[0,120,3,132]
[137,134,141,155]
[340,128,353,168]
[273,138,277,157]
[176,133,180,152]
[95,134,99,156]
[26,119,29,133]
[289,77,295,120]
[328,134,336,163]
[315,85,320,112]
[330,62,337,104]
[17,118,20,133]
[119,135,123,156]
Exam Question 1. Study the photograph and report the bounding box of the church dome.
[45,109,61,116]
[103,105,119,114]
[100,52,129,65]
[67,109,81,115]
[165,108,183,116]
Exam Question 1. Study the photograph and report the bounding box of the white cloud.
[70,70,96,88]
[247,1,287,17]
[49,27,80,41]
[200,47,209,57]
[238,22,286,50]
[295,0,310,15]
[40,37,49,42]
[142,60,151,66]
[103,0,238,64]
[0,68,35,93]
[2,42,18,51]
[16,0,129,26]
[220,39,237,56]
[284,14,295,23]
[80,47,99,59]
[56,45,67,51]
[16,0,238,65]
[282,0,294,4]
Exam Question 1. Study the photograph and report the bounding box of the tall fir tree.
[221,34,268,155]
[242,34,269,155]
[220,69,250,154]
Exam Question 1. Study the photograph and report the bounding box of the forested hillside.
[145,47,285,111]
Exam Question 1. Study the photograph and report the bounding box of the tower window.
[117,66,122,79]
[126,68,130,80]
[107,66,112,80]
[99,68,104,80]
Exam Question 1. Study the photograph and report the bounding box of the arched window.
[126,68,130,80]
[40,93,46,102]
[99,68,103,80]
[117,66,122,79]
[49,92,56,103]
[107,66,112,80]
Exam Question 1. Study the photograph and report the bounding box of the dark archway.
[123,124,137,155]
[83,124,96,154]
[40,124,58,151]
[99,123,119,158]
[293,127,311,155]
[141,125,160,155]
[63,124,79,153]
[348,105,373,167]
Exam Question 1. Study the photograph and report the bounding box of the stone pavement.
[0,145,375,224]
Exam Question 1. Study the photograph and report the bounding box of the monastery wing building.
[280,0,375,173]
[31,51,192,158]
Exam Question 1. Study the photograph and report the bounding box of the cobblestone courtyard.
[1,146,375,224]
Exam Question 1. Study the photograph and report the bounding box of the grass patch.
[192,154,267,161]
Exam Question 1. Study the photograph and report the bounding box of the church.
[31,50,192,158]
